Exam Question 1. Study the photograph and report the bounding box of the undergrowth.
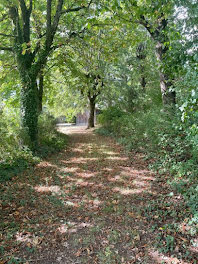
[0,110,68,182]
[96,105,198,246]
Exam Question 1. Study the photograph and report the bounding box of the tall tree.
[108,0,177,106]
[86,73,104,128]
[0,0,92,148]
[55,29,107,128]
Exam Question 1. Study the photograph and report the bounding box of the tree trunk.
[38,72,44,114]
[8,0,65,150]
[20,71,38,150]
[136,43,146,92]
[140,16,176,107]
[155,42,176,106]
[159,72,176,105]
[141,75,146,91]
[87,97,95,129]
[140,65,146,92]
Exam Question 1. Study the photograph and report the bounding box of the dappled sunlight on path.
[0,126,196,264]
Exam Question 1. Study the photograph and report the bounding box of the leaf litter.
[0,126,197,263]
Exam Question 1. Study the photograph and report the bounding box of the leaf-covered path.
[0,127,197,264]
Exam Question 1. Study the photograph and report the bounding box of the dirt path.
[0,127,196,264]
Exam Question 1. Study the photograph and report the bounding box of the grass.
[0,126,197,263]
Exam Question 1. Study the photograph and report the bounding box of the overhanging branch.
[0,46,13,51]
[61,6,87,14]
[0,14,8,22]
[61,0,93,14]
[0,33,17,37]
[139,15,154,36]
[52,0,64,35]
[51,40,70,51]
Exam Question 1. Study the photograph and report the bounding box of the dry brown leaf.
[128,212,135,217]
[134,234,141,241]
[14,211,20,216]
[75,249,82,257]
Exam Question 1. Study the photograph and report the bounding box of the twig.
[27,257,47,262]
[0,33,16,37]
[61,0,93,15]
[0,46,13,51]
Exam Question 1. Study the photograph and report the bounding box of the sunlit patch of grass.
[97,246,121,264]
[113,186,144,195]
[149,249,194,264]
[34,185,61,194]
[106,156,128,161]
[47,195,65,207]
[76,171,96,179]
[102,203,115,214]
[102,150,119,155]
[60,167,79,173]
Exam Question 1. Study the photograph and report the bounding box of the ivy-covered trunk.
[140,16,176,107]
[20,70,39,149]
[136,43,146,92]
[38,72,44,114]
[141,74,146,91]
[155,42,176,106]
[88,97,95,128]
[7,0,65,150]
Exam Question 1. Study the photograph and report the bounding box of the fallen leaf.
[75,249,82,257]
[128,212,135,217]
[14,211,20,216]
[134,234,141,241]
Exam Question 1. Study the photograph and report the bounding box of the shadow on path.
[0,126,196,264]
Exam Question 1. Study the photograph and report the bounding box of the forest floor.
[0,126,197,264]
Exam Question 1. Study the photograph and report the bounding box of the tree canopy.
[0,0,197,151]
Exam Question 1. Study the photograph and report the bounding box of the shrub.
[0,110,68,182]
[98,106,126,134]
[97,105,198,227]
[37,113,68,157]
[0,109,38,182]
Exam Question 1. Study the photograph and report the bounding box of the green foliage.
[0,109,39,182]
[98,106,172,152]
[0,110,68,182]
[98,106,126,133]
[37,113,68,157]
[98,103,198,230]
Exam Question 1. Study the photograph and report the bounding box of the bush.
[0,110,68,182]
[0,109,39,182]
[97,105,198,227]
[98,106,126,134]
[98,106,174,152]
[37,113,68,157]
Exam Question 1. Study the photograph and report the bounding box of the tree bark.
[20,71,38,149]
[155,42,176,105]
[136,43,146,92]
[88,97,96,128]
[38,71,44,114]
[8,0,64,149]
[140,16,176,106]
[141,74,146,91]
